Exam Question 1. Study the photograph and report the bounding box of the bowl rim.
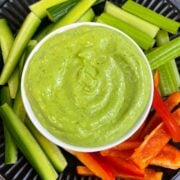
[21,22,154,152]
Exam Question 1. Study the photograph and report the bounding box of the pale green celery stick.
[0,87,18,164]
[122,0,180,34]
[13,40,38,123]
[0,19,19,98]
[30,0,66,19]
[96,12,155,50]
[104,1,159,38]
[78,8,95,22]
[25,117,67,172]
[146,37,180,70]
[51,0,97,31]
[0,12,41,85]
[0,103,58,180]
[156,30,180,96]
[13,88,26,122]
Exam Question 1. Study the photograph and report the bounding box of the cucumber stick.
[0,12,41,85]
[104,1,159,38]
[156,30,180,96]
[25,117,67,172]
[52,0,97,31]
[0,87,18,164]
[47,0,80,22]
[30,0,66,19]
[0,19,19,98]
[0,103,58,180]
[78,8,95,22]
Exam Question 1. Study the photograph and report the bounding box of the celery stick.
[122,0,180,34]
[30,0,66,19]
[13,88,26,122]
[0,87,18,164]
[146,37,180,69]
[96,12,155,50]
[51,0,97,31]
[47,0,80,22]
[0,12,41,85]
[25,117,67,172]
[0,19,19,98]
[156,30,180,96]
[0,103,58,180]
[104,1,159,38]
[78,8,95,22]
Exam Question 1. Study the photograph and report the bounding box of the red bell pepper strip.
[76,166,94,176]
[103,155,144,178]
[153,86,180,142]
[152,71,180,142]
[150,144,180,169]
[72,152,115,180]
[130,108,180,169]
[140,91,180,139]
[144,168,163,180]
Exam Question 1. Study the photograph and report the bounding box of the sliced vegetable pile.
[0,0,180,179]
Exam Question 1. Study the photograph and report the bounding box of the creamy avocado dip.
[24,24,152,148]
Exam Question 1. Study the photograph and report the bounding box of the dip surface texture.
[24,25,151,147]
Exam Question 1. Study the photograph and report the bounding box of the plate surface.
[0,0,180,179]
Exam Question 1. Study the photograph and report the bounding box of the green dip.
[24,24,152,148]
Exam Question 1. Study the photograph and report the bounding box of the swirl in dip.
[23,23,152,149]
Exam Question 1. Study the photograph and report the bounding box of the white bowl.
[21,22,153,152]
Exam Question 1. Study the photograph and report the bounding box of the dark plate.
[0,0,180,179]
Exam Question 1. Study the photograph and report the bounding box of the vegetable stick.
[0,87,18,164]
[104,1,159,38]
[76,165,94,176]
[0,19,19,98]
[30,0,66,19]
[146,37,180,70]
[51,0,98,31]
[150,144,180,169]
[140,92,180,138]
[96,12,155,50]
[156,30,180,96]
[71,152,115,180]
[122,0,180,34]
[144,168,163,180]
[131,108,180,169]
[0,12,41,85]
[130,123,170,169]
[25,117,67,172]
[47,0,80,22]
[0,103,58,180]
